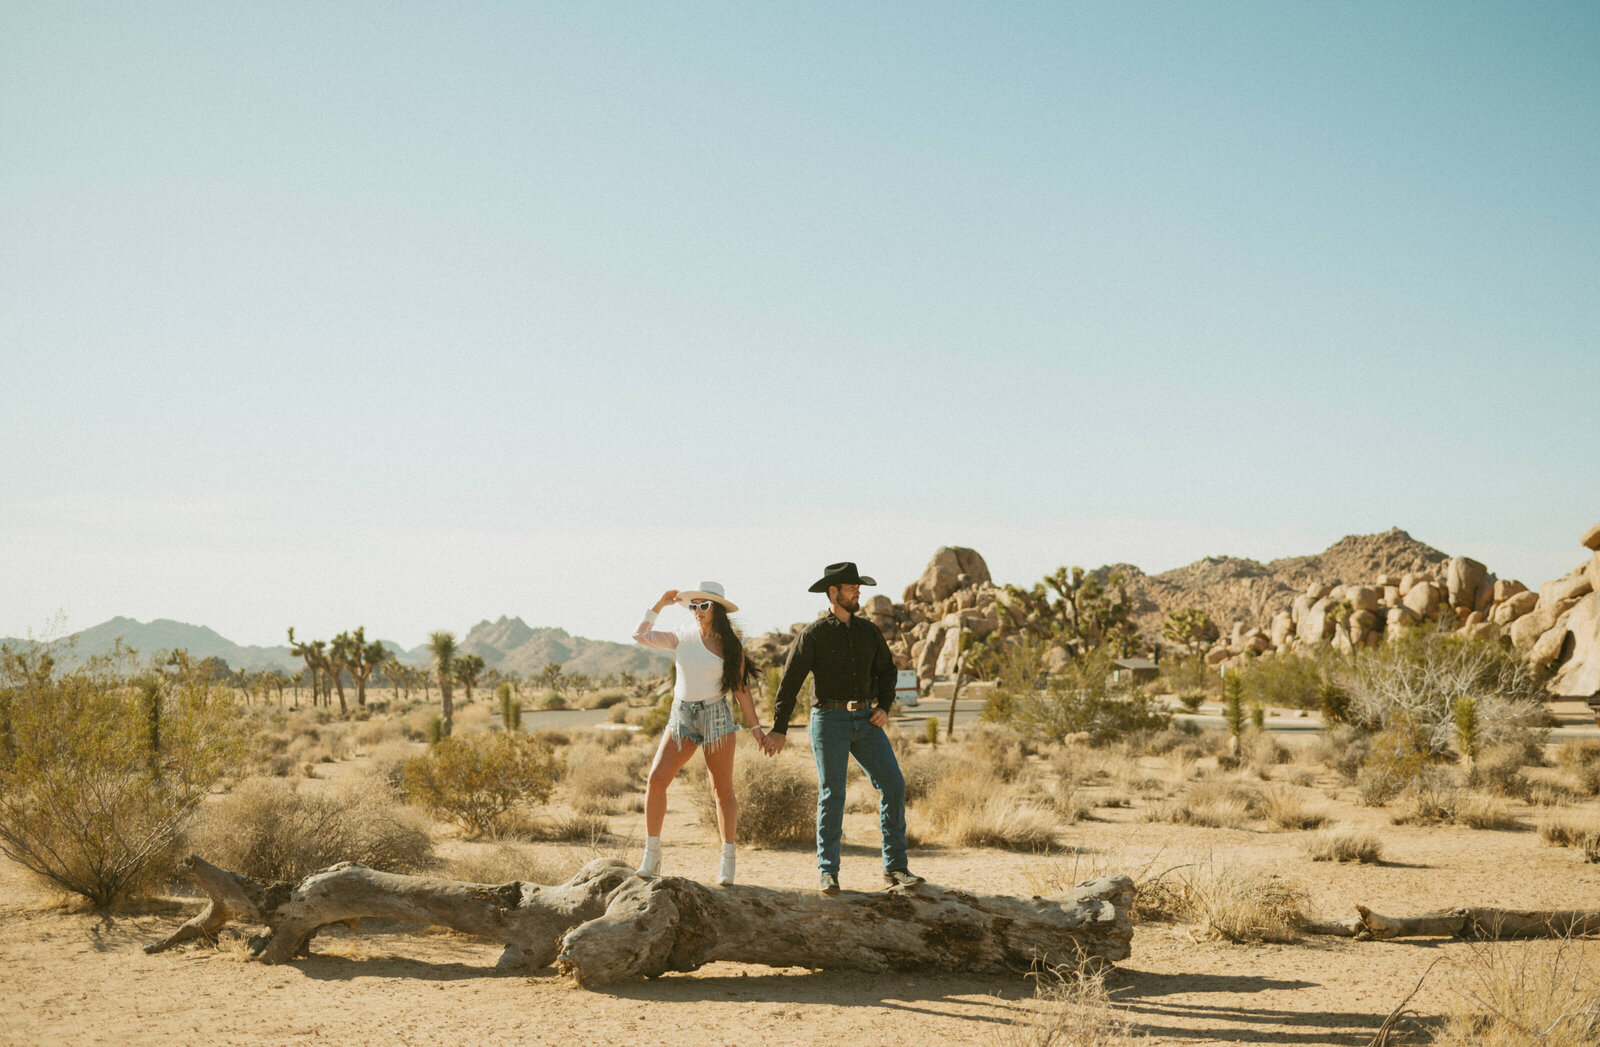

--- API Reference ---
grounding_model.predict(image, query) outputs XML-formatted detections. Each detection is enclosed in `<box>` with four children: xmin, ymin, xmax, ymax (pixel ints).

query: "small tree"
<box><xmin>1222</xmin><ymin>672</ymin><xmax>1245</xmax><ymax>753</ymax></box>
<box><xmin>454</xmin><ymin>653</ymin><xmax>486</xmax><ymax>704</ymax></box>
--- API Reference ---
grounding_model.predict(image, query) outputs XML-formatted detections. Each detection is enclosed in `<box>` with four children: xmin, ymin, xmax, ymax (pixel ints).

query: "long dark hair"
<box><xmin>709</xmin><ymin>603</ymin><xmax>760</xmax><ymax>696</ymax></box>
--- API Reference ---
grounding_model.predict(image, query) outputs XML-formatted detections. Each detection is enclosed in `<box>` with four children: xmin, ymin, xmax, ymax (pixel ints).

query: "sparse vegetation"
<box><xmin>401</xmin><ymin>733</ymin><xmax>560</xmax><ymax>837</ymax></box>
<box><xmin>692</xmin><ymin>746</ymin><xmax>816</xmax><ymax>847</ymax></box>
<box><xmin>1304</xmin><ymin>828</ymin><xmax>1383</xmax><ymax>863</ymax></box>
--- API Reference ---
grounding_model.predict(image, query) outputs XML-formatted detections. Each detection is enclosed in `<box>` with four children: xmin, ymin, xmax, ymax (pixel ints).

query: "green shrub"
<box><xmin>1355</xmin><ymin>724</ymin><xmax>1431</xmax><ymax>806</ymax></box>
<box><xmin>402</xmin><ymin>734</ymin><xmax>559</xmax><ymax>837</ymax></box>
<box><xmin>1317</xmin><ymin>680</ymin><xmax>1350</xmax><ymax>725</ymax></box>
<box><xmin>636</xmin><ymin>694</ymin><xmax>672</xmax><ymax>737</ymax></box>
<box><xmin>924</xmin><ymin>717</ymin><xmax>940</xmax><ymax>746</ymax></box>
<box><xmin>0</xmin><ymin>646</ymin><xmax>246</xmax><ymax>906</ymax></box>
<box><xmin>191</xmin><ymin>776</ymin><xmax>433</xmax><ymax>882</ymax></box>
<box><xmin>1177</xmin><ymin>693</ymin><xmax>1205</xmax><ymax>714</ymax></box>
<box><xmin>1238</xmin><ymin>653</ymin><xmax>1324</xmax><ymax>710</ymax></box>
<box><xmin>1222</xmin><ymin>673</ymin><xmax>1245</xmax><ymax>741</ymax></box>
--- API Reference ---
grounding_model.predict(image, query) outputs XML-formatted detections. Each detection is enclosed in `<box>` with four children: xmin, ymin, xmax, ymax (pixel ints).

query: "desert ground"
<box><xmin>5</xmin><ymin>695</ymin><xmax>1600</xmax><ymax>1047</ymax></box>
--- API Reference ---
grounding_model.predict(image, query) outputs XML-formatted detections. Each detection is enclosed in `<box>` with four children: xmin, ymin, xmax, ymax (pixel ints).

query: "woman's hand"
<box><xmin>652</xmin><ymin>589</ymin><xmax>680</xmax><ymax>613</ymax></box>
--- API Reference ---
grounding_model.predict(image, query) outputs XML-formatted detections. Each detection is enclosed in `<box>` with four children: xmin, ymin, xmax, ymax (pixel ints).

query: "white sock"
<box><xmin>638</xmin><ymin>836</ymin><xmax>661</xmax><ymax>877</ymax></box>
<box><xmin>717</xmin><ymin>842</ymin><xmax>736</xmax><ymax>886</ymax></box>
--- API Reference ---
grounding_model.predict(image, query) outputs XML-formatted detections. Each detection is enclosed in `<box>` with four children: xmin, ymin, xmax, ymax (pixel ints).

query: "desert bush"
<box><xmin>191</xmin><ymin>776</ymin><xmax>434</xmax><ymax>881</ymax></box>
<box><xmin>1314</xmin><ymin>723</ymin><xmax>1373</xmax><ymax>782</ymax></box>
<box><xmin>996</xmin><ymin>961</ymin><xmax>1138</xmax><ymax>1047</ymax></box>
<box><xmin>692</xmin><ymin>746</ymin><xmax>816</xmax><ymax>846</ymax></box>
<box><xmin>1528</xmin><ymin>781</ymin><xmax>1581</xmax><ymax>807</ymax></box>
<box><xmin>538</xmin><ymin>690</ymin><xmax>566</xmax><ymax>711</ymax></box>
<box><xmin>1144</xmin><ymin>780</ymin><xmax>1260</xmax><ymax>830</ymax></box>
<box><xmin>634</xmin><ymin>695</ymin><xmax>672</xmax><ymax>737</ymax></box>
<box><xmin>1555</xmin><ymin>739</ymin><xmax>1600</xmax><ymax>771</ymax></box>
<box><xmin>1465</xmin><ymin>743</ymin><xmax>1536</xmax><ymax>799</ymax></box>
<box><xmin>1304</xmin><ymin>828</ymin><xmax>1383</xmax><ymax>863</ymax></box>
<box><xmin>1176</xmin><ymin>692</ymin><xmax>1206</xmax><ymax>714</ymax></box>
<box><xmin>992</xmin><ymin>648</ymin><xmax>1170</xmax><ymax>745</ymax></box>
<box><xmin>584</xmin><ymin>687</ymin><xmax>629</xmax><ymax>710</ymax></box>
<box><xmin>368</xmin><ymin>740</ymin><xmax>420</xmax><ymax>790</ymax></box>
<box><xmin>1180</xmin><ymin>860</ymin><xmax>1306</xmax><ymax>942</ymax></box>
<box><xmin>401</xmin><ymin>734</ymin><xmax>560</xmax><ymax>837</ymax></box>
<box><xmin>541</xmin><ymin>811</ymin><xmax>610</xmax><ymax>844</ymax></box>
<box><xmin>1237</xmin><ymin>652</ymin><xmax>1325</xmax><ymax>710</ymax></box>
<box><xmin>1433</xmin><ymin>939</ymin><xmax>1600</xmax><ymax>1047</ymax></box>
<box><xmin>527</xmin><ymin>728</ymin><xmax>571</xmax><ymax>748</ymax></box>
<box><xmin>565</xmin><ymin>744</ymin><xmax>644</xmax><ymax>814</ymax></box>
<box><xmin>1538</xmin><ymin>811</ymin><xmax>1600</xmax><ymax>849</ymax></box>
<box><xmin>1338</xmin><ymin>632</ymin><xmax>1547</xmax><ymax>757</ymax></box>
<box><xmin>1451</xmin><ymin>792</ymin><xmax>1521</xmax><ymax>831</ymax></box>
<box><xmin>440</xmin><ymin>841</ymin><xmax>570</xmax><ymax>886</ymax></box>
<box><xmin>1138</xmin><ymin>723</ymin><xmax>1201</xmax><ymax>757</ymax></box>
<box><xmin>1243</xmin><ymin>730</ymin><xmax>1290</xmax><ymax>774</ymax></box>
<box><xmin>0</xmin><ymin>646</ymin><xmax>247</xmax><ymax>906</ymax></box>
<box><xmin>900</xmin><ymin>748</ymin><xmax>958</xmax><ymax>805</ymax></box>
<box><xmin>1354</xmin><ymin>725</ymin><xmax>1431</xmax><ymax>806</ymax></box>
<box><xmin>1261</xmin><ymin>786</ymin><xmax>1328</xmax><ymax>830</ymax></box>
<box><xmin>963</xmin><ymin>725</ymin><xmax>1026</xmax><ymax>782</ymax></box>
<box><xmin>353</xmin><ymin>718</ymin><xmax>405</xmax><ymax>750</ymax></box>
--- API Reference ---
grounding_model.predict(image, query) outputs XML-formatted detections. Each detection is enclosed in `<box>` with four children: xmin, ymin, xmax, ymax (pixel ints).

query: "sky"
<box><xmin>2</xmin><ymin>1</ymin><xmax>1597</xmax><ymax>650</ymax></box>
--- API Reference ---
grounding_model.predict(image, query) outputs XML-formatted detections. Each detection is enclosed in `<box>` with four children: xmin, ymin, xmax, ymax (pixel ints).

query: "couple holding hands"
<box><xmin>631</xmin><ymin>562</ymin><xmax>922</xmax><ymax>895</ymax></box>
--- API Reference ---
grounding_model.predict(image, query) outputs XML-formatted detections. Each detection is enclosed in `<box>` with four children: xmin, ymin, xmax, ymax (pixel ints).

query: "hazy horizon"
<box><xmin>4</xmin><ymin>3</ymin><xmax>1596</xmax><ymax>650</ymax></box>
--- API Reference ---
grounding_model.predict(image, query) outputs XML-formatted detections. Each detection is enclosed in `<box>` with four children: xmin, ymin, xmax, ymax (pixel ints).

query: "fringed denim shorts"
<box><xmin>668</xmin><ymin>698</ymin><xmax>736</xmax><ymax>751</ymax></box>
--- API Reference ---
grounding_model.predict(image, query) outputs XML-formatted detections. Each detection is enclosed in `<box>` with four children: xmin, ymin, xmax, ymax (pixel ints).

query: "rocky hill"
<box><xmin>747</xmin><ymin>526</ymin><xmax>1600</xmax><ymax>698</ymax></box>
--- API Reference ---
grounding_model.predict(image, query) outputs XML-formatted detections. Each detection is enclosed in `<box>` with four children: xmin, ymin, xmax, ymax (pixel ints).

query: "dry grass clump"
<box><xmin>915</xmin><ymin>753</ymin><xmax>1058</xmax><ymax>849</ymax></box>
<box><xmin>1144</xmin><ymin>779</ymin><xmax>1261</xmax><ymax>830</ymax></box>
<box><xmin>1555</xmin><ymin>739</ymin><xmax>1600</xmax><ymax>771</ymax></box>
<box><xmin>1181</xmin><ymin>860</ymin><xmax>1307</xmax><ymax>942</ymax></box>
<box><xmin>1024</xmin><ymin>849</ymin><xmax>1189</xmax><ymax>924</ymax></box>
<box><xmin>962</xmin><ymin>725</ymin><xmax>1028</xmax><ymax>782</ymax></box>
<box><xmin>452</xmin><ymin>703</ymin><xmax>494</xmax><ymax>736</ymax></box>
<box><xmin>995</xmin><ymin>962</ymin><xmax>1138</xmax><ymax>1047</ymax></box>
<box><xmin>1538</xmin><ymin>811</ymin><xmax>1600</xmax><ymax>854</ymax></box>
<box><xmin>1528</xmin><ymin>780</ymin><xmax>1583</xmax><ymax>807</ymax></box>
<box><xmin>564</xmin><ymin>742</ymin><xmax>647</xmax><ymax>814</ymax></box>
<box><xmin>1303</xmin><ymin>828</ymin><xmax>1384</xmax><ymax>863</ymax></box>
<box><xmin>352</xmin><ymin>717</ymin><xmax>406</xmax><ymax>750</ymax></box>
<box><xmin>539</xmin><ymin>811</ymin><xmax>611</xmax><ymax>844</ymax></box>
<box><xmin>1432</xmin><ymin>939</ymin><xmax>1600</xmax><ymax>1047</ymax></box>
<box><xmin>1261</xmin><ymin>786</ymin><xmax>1330</xmax><ymax>831</ymax></box>
<box><xmin>1465</xmin><ymin>744</ymin><xmax>1538</xmax><ymax>799</ymax></box>
<box><xmin>1137</xmin><ymin>724</ymin><xmax>1203</xmax><ymax>757</ymax></box>
<box><xmin>1451</xmin><ymin>792</ymin><xmax>1521</xmax><ymax>831</ymax></box>
<box><xmin>285</xmin><ymin>720</ymin><xmax>350</xmax><ymax>766</ymax></box>
<box><xmin>191</xmin><ymin>776</ymin><xmax>434</xmax><ymax>882</ymax></box>
<box><xmin>439</xmin><ymin>841</ymin><xmax>572</xmax><ymax>886</ymax></box>
<box><xmin>691</xmin><ymin>746</ymin><xmax>816</xmax><ymax>847</ymax></box>
<box><xmin>1388</xmin><ymin>773</ymin><xmax>1523</xmax><ymax>831</ymax></box>
<box><xmin>1243</xmin><ymin>730</ymin><xmax>1291</xmax><ymax>776</ymax></box>
<box><xmin>367</xmin><ymin>740</ymin><xmax>421</xmax><ymax>790</ymax></box>
<box><xmin>1314</xmin><ymin>724</ymin><xmax>1373</xmax><ymax>782</ymax></box>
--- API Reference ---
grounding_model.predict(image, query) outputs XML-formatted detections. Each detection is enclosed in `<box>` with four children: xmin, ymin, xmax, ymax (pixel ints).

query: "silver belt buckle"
<box><xmin>848</xmin><ymin>700</ymin><xmax>867</xmax><ymax>711</ymax></box>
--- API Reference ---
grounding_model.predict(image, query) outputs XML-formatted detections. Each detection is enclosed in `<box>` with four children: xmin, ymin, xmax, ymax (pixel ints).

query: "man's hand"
<box><xmin>869</xmin><ymin>708</ymin><xmax>889</xmax><ymax>728</ymax></box>
<box><xmin>764</xmin><ymin>732</ymin><xmax>787</xmax><ymax>756</ymax></box>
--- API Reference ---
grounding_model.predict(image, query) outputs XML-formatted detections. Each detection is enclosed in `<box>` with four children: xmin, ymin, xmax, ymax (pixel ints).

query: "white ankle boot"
<box><xmin>637</xmin><ymin>837</ymin><xmax>661</xmax><ymax>877</ymax></box>
<box><xmin>717</xmin><ymin>842</ymin><xmax>736</xmax><ymax>886</ymax></box>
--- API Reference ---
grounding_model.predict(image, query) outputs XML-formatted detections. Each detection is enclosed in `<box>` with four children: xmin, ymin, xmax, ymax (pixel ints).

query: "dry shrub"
<box><xmin>564</xmin><ymin>743</ymin><xmax>644</xmax><ymax>812</ymax></box>
<box><xmin>1555</xmin><ymin>740</ymin><xmax>1600</xmax><ymax>772</ymax></box>
<box><xmin>963</xmin><ymin>725</ymin><xmax>1027</xmax><ymax>782</ymax></box>
<box><xmin>1304</xmin><ymin>828</ymin><xmax>1383</xmax><ymax>863</ymax></box>
<box><xmin>1466</xmin><ymin>743</ymin><xmax>1537</xmax><ymax>799</ymax></box>
<box><xmin>453</xmin><ymin>704</ymin><xmax>493</xmax><ymax>736</ymax></box>
<box><xmin>1144</xmin><ymin>779</ymin><xmax>1261</xmax><ymax>830</ymax></box>
<box><xmin>1452</xmin><ymin>793</ymin><xmax>1521</xmax><ymax>831</ymax></box>
<box><xmin>1538</xmin><ymin>811</ymin><xmax>1600</xmax><ymax>850</ymax></box>
<box><xmin>1528</xmin><ymin>780</ymin><xmax>1582</xmax><ymax>807</ymax></box>
<box><xmin>286</xmin><ymin>724</ymin><xmax>349</xmax><ymax>765</ymax></box>
<box><xmin>367</xmin><ymin>740</ymin><xmax>420</xmax><ymax>790</ymax></box>
<box><xmin>191</xmin><ymin>776</ymin><xmax>434</xmax><ymax>882</ymax></box>
<box><xmin>899</xmin><ymin>748</ymin><xmax>955</xmax><ymax>805</ymax></box>
<box><xmin>1261</xmin><ymin>786</ymin><xmax>1329</xmax><ymax>831</ymax></box>
<box><xmin>996</xmin><ymin>962</ymin><xmax>1137</xmax><ymax>1047</ymax></box>
<box><xmin>1433</xmin><ymin>939</ymin><xmax>1600</xmax><ymax>1047</ymax></box>
<box><xmin>936</xmin><ymin>794</ymin><xmax>1059</xmax><ymax>850</ymax></box>
<box><xmin>691</xmin><ymin>746</ymin><xmax>815</xmax><ymax>847</ymax></box>
<box><xmin>583</xmin><ymin>688</ymin><xmax>629</xmax><ymax>710</ymax></box>
<box><xmin>353</xmin><ymin>718</ymin><xmax>405</xmax><ymax>750</ymax></box>
<box><xmin>1138</xmin><ymin>724</ymin><xmax>1202</xmax><ymax>757</ymax></box>
<box><xmin>1243</xmin><ymin>730</ymin><xmax>1291</xmax><ymax>774</ymax></box>
<box><xmin>439</xmin><ymin>841</ymin><xmax>571</xmax><ymax>886</ymax></box>
<box><xmin>401</xmin><ymin>734</ymin><xmax>560</xmax><ymax>838</ymax></box>
<box><xmin>1181</xmin><ymin>860</ymin><xmax>1306</xmax><ymax>942</ymax></box>
<box><xmin>540</xmin><ymin>812</ymin><xmax>610</xmax><ymax>844</ymax></box>
<box><xmin>527</xmin><ymin>728</ymin><xmax>571</xmax><ymax>748</ymax></box>
<box><xmin>1049</xmin><ymin>743</ymin><xmax>1109</xmax><ymax>789</ymax></box>
<box><xmin>1289</xmin><ymin>768</ymin><xmax>1317</xmax><ymax>787</ymax></box>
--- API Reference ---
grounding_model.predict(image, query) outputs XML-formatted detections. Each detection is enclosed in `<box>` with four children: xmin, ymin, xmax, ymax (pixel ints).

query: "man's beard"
<box><xmin>837</xmin><ymin>593</ymin><xmax>860</xmax><ymax>613</ymax></box>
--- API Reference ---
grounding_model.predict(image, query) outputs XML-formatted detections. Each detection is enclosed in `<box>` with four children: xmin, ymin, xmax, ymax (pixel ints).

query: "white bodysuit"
<box><xmin>634</xmin><ymin>610</ymin><xmax>725</xmax><ymax>703</ymax></box>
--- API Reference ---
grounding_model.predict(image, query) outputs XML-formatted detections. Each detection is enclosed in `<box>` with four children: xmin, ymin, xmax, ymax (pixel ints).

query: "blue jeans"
<box><xmin>809</xmin><ymin>707</ymin><xmax>909</xmax><ymax>877</ymax></box>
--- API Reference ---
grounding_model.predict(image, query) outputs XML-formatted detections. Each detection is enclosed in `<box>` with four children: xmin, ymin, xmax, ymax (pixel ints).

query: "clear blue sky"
<box><xmin>3</xmin><ymin>1</ymin><xmax>1596</xmax><ymax>649</ymax></box>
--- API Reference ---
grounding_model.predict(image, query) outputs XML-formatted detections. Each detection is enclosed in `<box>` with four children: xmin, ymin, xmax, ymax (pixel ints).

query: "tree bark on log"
<box><xmin>1304</xmin><ymin>905</ymin><xmax>1600</xmax><ymax>940</ymax></box>
<box><xmin>147</xmin><ymin>855</ymin><xmax>1133</xmax><ymax>985</ymax></box>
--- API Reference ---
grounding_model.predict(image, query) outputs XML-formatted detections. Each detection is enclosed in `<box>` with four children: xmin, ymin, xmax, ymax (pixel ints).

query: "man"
<box><xmin>767</xmin><ymin>562</ymin><xmax>924</xmax><ymax>895</ymax></box>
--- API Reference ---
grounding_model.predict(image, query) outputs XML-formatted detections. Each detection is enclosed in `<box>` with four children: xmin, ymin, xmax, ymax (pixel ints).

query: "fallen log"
<box><xmin>1304</xmin><ymin>905</ymin><xmax>1600</xmax><ymax>940</ymax></box>
<box><xmin>147</xmin><ymin>855</ymin><xmax>1133</xmax><ymax>985</ymax></box>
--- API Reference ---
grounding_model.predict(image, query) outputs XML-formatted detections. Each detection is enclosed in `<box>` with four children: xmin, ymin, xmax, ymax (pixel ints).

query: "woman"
<box><xmin>632</xmin><ymin>581</ymin><xmax>765</xmax><ymax>885</ymax></box>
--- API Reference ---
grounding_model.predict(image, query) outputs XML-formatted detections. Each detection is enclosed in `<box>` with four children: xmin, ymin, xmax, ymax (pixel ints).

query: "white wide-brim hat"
<box><xmin>677</xmin><ymin>581</ymin><xmax>738</xmax><ymax>613</ymax></box>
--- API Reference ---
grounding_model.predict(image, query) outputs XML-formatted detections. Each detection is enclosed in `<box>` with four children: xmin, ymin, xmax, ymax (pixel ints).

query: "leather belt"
<box><xmin>815</xmin><ymin>700</ymin><xmax>873</xmax><ymax>711</ymax></box>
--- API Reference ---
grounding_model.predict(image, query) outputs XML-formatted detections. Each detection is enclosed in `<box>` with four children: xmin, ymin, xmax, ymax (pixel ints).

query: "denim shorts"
<box><xmin>668</xmin><ymin>698</ymin><xmax>736</xmax><ymax>750</ymax></box>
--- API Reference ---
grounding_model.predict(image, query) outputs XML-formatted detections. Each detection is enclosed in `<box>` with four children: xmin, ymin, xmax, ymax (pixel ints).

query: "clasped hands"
<box><xmin>752</xmin><ymin>708</ymin><xmax>887</xmax><ymax>756</ymax></box>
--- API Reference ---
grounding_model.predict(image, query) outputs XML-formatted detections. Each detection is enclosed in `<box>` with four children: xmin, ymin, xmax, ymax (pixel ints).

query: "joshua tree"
<box><xmin>287</xmin><ymin>628</ymin><xmax>325</xmax><ymax>707</ymax></box>
<box><xmin>429</xmin><ymin>631</ymin><xmax>457</xmax><ymax>738</ymax></box>
<box><xmin>334</xmin><ymin>627</ymin><xmax>388</xmax><ymax>708</ymax></box>
<box><xmin>382</xmin><ymin>655</ymin><xmax>410</xmax><ymax>702</ymax></box>
<box><xmin>324</xmin><ymin>635</ymin><xmax>351</xmax><ymax>716</ymax></box>
<box><xmin>453</xmin><ymin>653</ymin><xmax>485</xmax><ymax>705</ymax></box>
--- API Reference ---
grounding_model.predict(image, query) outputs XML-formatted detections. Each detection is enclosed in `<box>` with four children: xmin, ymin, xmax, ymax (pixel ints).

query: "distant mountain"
<box><xmin>0</xmin><ymin>615</ymin><xmax>670</xmax><ymax>679</ymax></box>
<box><xmin>461</xmin><ymin>616</ymin><xmax>670</xmax><ymax>677</ymax></box>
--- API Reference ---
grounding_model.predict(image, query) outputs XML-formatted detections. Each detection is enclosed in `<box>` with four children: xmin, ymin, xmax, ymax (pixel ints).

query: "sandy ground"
<box><xmin>6</xmin><ymin>720</ymin><xmax>1600</xmax><ymax>1046</ymax></box>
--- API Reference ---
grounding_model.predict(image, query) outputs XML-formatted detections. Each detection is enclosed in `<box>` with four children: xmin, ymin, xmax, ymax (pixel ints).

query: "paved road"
<box><xmin>523</xmin><ymin>696</ymin><xmax>1600</xmax><ymax>744</ymax></box>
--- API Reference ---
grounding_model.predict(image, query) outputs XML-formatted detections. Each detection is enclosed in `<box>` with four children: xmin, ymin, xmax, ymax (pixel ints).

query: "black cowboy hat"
<box><xmin>808</xmin><ymin>562</ymin><xmax>877</xmax><ymax>593</ymax></box>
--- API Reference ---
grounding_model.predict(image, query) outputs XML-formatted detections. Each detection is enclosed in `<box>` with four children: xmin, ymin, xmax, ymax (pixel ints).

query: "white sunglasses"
<box><xmin>687</xmin><ymin>599</ymin><xmax>715</xmax><ymax>611</ymax></box>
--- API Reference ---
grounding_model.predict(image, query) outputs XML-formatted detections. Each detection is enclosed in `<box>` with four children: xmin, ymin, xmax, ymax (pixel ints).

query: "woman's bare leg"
<box><xmin>702</xmin><ymin>734</ymin><xmax>739</xmax><ymax>844</ymax></box>
<box><xmin>644</xmin><ymin>729</ymin><xmax>698</xmax><ymax>837</ymax></box>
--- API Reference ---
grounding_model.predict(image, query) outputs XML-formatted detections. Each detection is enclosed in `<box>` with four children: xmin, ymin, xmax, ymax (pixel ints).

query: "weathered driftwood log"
<box><xmin>1304</xmin><ymin>905</ymin><xmax>1600</xmax><ymax>940</ymax></box>
<box><xmin>555</xmin><ymin>871</ymin><xmax>1133</xmax><ymax>986</ymax></box>
<box><xmin>145</xmin><ymin>854</ymin><xmax>631</xmax><ymax>967</ymax></box>
<box><xmin>148</xmin><ymin>855</ymin><xmax>1133</xmax><ymax>985</ymax></box>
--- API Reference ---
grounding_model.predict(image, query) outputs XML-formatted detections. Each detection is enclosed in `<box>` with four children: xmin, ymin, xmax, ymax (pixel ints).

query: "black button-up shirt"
<box><xmin>771</xmin><ymin>611</ymin><xmax>896</xmax><ymax>734</ymax></box>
